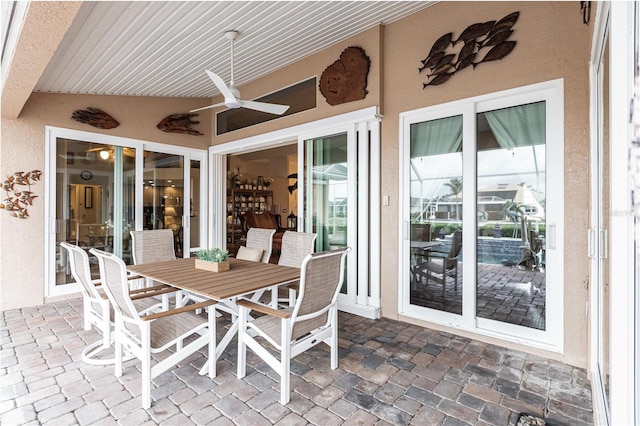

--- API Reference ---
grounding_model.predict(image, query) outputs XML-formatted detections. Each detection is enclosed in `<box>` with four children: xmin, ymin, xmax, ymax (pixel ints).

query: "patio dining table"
<box><xmin>127</xmin><ymin>257</ymin><xmax>300</xmax><ymax>374</ymax></box>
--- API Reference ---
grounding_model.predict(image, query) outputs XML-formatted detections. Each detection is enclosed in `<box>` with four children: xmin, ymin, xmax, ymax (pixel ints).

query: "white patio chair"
<box><xmin>240</xmin><ymin>227</ymin><xmax>275</xmax><ymax>264</ymax></box>
<box><xmin>237</xmin><ymin>247</ymin><xmax>350</xmax><ymax>404</ymax></box>
<box><xmin>91</xmin><ymin>248</ymin><xmax>217</xmax><ymax>409</ymax></box>
<box><xmin>278</xmin><ymin>231</ymin><xmax>317</xmax><ymax>306</ymax></box>
<box><xmin>130</xmin><ymin>229</ymin><xmax>183</xmax><ymax>308</ymax></box>
<box><xmin>60</xmin><ymin>242</ymin><xmax>174</xmax><ymax>365</ymax></box>
<box><xmin>237</xmin><ymin>228</ymin><xmax>276</xmax><ymax>303</ymax></box>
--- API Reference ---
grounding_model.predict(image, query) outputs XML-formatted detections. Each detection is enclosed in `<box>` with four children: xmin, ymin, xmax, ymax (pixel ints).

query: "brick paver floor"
<box><xmin>1</xmin><ymin>298</ymin><xmax>593</xmax><ymax>425</ymax></box>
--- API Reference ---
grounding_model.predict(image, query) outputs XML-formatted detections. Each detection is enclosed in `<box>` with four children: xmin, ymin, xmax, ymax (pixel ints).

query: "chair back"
<box><xmin>291</xmin><ymin>247</ymin><xmax>350</xmax><ymax>339</ymax></box>
<box><xmin>245</xmin><ymin>228</ymin><xmax>276</xmax><ymax>263</ymax></box>
<box><xmin>60</xmin><ymin>242</ymin><xmax>102</xmax><ymax>300</ymax></box>
<box><xmin>445</xmin><ymin>230</ymin><xmax>462</xmax><ymax>269</ymax></box>
<box><xmin>130</xmin><ymin>229</ymin><xmax>176</xmax><ymax>264</ymax></box>
<box><xmin>90</xmin><ymin>248</ymin><xmax>141</xmax><ymax>328</ymax></box>
<box><xmin>278</xmin><ymin>231</ymin><xmax>317</xmax><ymax>268</ymax></box>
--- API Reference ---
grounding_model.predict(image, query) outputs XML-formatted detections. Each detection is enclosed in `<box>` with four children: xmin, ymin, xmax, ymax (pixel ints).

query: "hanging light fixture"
<box><xmin>99</xmin><ymin>150</ymin><xmax>110</xmax><ymax>160</ymax></box>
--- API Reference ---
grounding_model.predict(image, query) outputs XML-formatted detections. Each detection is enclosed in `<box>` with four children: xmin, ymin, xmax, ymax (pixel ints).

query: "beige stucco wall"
<box><xmin>211</xmin><ymin>25</ymin><xmax>382</xmax><ymax>145</ymax></box>
<box><xmin>379</xmin><ymin>2</ymin><xmax>590</xmax><ymax>368</ymax></box>
<box><xmin>1</xmin><ymin>2</ymin><xmax>591</xmax><ymax>368</ymax></box>
<box><xmin>0</xmin><ymin>93</ymin><xmax>211</xmax><ymax>310</ymax></box>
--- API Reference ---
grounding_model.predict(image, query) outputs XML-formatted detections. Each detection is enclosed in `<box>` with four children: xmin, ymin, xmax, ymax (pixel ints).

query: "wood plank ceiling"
<box><xmin>35</xmin><ymin>1</ymin><xmax>435</xmax><ymax>99</ymax></box>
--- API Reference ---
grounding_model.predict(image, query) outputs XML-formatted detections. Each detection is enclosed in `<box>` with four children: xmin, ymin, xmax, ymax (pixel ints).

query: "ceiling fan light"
<box><xmin>99</xmin><ymin>150</ymin><xmax>110</xmax><ymax>160</ymax></box>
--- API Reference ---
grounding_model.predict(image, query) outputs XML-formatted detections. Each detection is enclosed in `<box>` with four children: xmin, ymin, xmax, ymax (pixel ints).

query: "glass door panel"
<box><xmin>303</xmin><ymin>133</ymin><xmax>350</xmax><ymax>293</ymax></box>
<box><xmin>143</xmin><ymin>152</ymin><xmax>185</xmax><ymax>257</ymax></box>
<box><xmin>55</xmin><ymin>139</ymin><xmax>135</xmax><ymax>283</ymax></box>
<box><xmin>189</xmin><ymin>159</ymin><xmax>202</xmax><ymax>255</ymax></box>
<box><xmin>408</xmin><ymin>115</ymin><xmax>463</xmax><ymax>314</ymax></box>
<box><xmin>476</xmin><ymin>102</ymin><xmax>546</xmax><ymax>330</ymax></box>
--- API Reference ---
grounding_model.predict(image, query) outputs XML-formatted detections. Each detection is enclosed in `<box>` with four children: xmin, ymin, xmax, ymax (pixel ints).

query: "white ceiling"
<box><xmin>35</xmin><ymin>1</ymin><xmax>435</xmax><ymax>99</ymax></box>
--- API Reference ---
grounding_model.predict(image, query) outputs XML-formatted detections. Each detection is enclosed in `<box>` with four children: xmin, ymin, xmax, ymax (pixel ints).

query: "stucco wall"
<box><xmin>1</xmin><ymin>2</ymin><xmax>591</xmax><ymax>368</ymax></box>
<box><xmin>380</xmin><ymin>2</ymin><xmax>590</xmax><ymax>367</ymax></box>
<box><xmin>0</xmin><ymin>93</ymin><xmax>211</xmax><ymax>310</ymax></box>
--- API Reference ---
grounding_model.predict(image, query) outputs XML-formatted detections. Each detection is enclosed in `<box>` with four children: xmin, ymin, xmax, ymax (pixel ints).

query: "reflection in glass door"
<box><xmin>408</xmin><ymin>115</ymin><xmax>463</xmax><ymax>314</ymax></box>
<box><xmin>401</xmin><ymin>80</ymin><xmax>563</xmax><ymax>349</ymax></box>
<box><xmin>302</xmin><ymin>132</ymin><xmax>353</xmax><ymax>298</ymax></box>
<box><xmin>476</xmin><ymin>102</ymin><xmax>547</xmax><ymax>330</ymax></box>
<box><xmin>55</xmin><ymin>140</ymin><xmax>135</xmax><ymax>282</ymax></box>
<box><xmin>143</xmin><ymin>152</ymin><xmax>185</xmax><ymax>257</ymax></box>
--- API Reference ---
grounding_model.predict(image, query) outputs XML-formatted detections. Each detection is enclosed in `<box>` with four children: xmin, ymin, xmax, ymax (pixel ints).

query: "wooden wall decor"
<box><xmin>319</xmin><ymin>46</ymin><xmax>370</xmax><ymax>106</ymax></box>
<box><xmin>156</xmin><ymin>113</ymin><xmax>203</xmax><ymax>136</ymax></box>
<box><xmin>420</xmin><ymin>11</ymin><xmax>519</xmax><ymax>89</ymax></box>
<box><xmin>1</xmin><ymin>170</ymin><xmax>42</xmax><ymax>219</ymax></box>
<box><xmin>71</xmin><ymin>107</ymin><xmax>119</xmax><ymax>129</ymax></box>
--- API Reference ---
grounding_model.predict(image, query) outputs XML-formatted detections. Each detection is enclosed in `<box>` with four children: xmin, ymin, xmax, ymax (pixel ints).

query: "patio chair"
<box><xmin>130</xmin><ymin>229</ymin><xmax>181</xmax><ymax>307</ymax></box>
<box><xmin>278</xmin><ymin>230</ymin><xmax>317</xmax><ymax>306</ymax></box>
<box><xmin>237</xmin><ymin>247</ymin><xmax>351</xmax><ymax>404</ymax></box>
<box><xmin>414</xmin><ymin>230</ymin><xmax>462</xmax><ymax>295</ymax></box>
<box><xmin>90</xmin><ymin>248</ymin><xmax>217</xmax><ymax>409</ymax></box>
<box><xmin>238</xmin><ymin>227</ymin><xmax>275</xmax><ymax>263</ymax></box>
<box><xmin>60</xmin><ymin>242</ymin><xmax>174</xmax><ymax>365</ymax></box>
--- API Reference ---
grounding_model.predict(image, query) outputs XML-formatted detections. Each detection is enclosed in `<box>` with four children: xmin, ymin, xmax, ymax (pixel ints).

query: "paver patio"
<box><xmin>1</xmin><ymin>298</ymin><xmax>592</xmax><ymax>425</ymax></box>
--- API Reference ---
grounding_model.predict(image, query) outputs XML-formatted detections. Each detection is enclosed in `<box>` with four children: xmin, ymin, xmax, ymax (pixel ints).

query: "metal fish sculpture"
<box><xmin>1</xmin><ymin>169</ymin><xmax>42</xmax><ymax>219</ymax></box>
<box><xmin>16</xmin><ymin>191</ymin><xmax>37</xmax><ymax>205</ymax></box>
<box><xmin>473</xmin><ymin>41</ymin><xmax>517</xmax><ymax>68</ymax></box>
<box><xmin>458</xmin><ymin>41</ymin><xmax>476</xmax><ymax>63</ymax></box>
<box><xmin>157</xmin><ymin>113</ymin><xmax>203</xmax><ymax>136</ymax></box>
<box><xmin>419</xmin><ymin>51</ymin><xmax>444</xmax><ymax>73</ymax></box>
<box><xmin>488</xmin><ymin>11</ymin><xmax>519</xmax><ymax>38</ymax></box>
<box><xmin>420</xmin><ymin>11</ymin><xmax>518</xmax><ymax>89</ymax></box>
<box><xmin>453</xmin><ymin>21</ymin><xmax>495</xmax><ymax>45</ymax></box>
<box><xmin>457</xmin><ymin>53</ymin><xmax>477</xmax><ymax>72</ymax></box>
<box><xmin>71</xmin><ymin>107</ymin><xmax>119</xmax><ymax>129</ymax></box>
<box><xmin>425</xmin><ymin>33</ymin><xmax>453</xmax><ymax>59</ymax></box>
<box><xmin>481</xmin><ymin>29</ymin><xmax>514</xmax><ymax>48</ymax></box>
<box><xmin>423</xmin><ymin>72</ymin><xmax>454</xmax><ymax>89</ymax></box>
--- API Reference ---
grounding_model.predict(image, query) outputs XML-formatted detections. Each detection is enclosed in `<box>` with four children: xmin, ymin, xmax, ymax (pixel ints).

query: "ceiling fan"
<box><xmin>191</xmin><ymin>31</ymin><xmax>290</xmax><ymax>115</ymax></box>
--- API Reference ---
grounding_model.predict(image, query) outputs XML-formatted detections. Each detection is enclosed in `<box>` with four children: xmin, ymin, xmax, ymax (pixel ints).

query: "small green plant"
<box><xmin>197</xmin><ymin>248</ymin><xmax>229</xmax><ymax>262</ymax></box>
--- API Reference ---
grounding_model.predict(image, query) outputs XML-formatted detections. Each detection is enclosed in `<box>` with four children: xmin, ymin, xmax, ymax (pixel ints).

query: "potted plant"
<box><xmin>195</xmin><ymin>248</ymin><xmax>230</xmax><ymax>272</ymax></box>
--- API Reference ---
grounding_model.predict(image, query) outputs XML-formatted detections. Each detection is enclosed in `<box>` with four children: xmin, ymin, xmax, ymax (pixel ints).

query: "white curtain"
<box><xmin>484</xmin><ymin>101</ymin><xmax>545</xmax><ymax>148</ymax></box>
<box><xmin>410</xmin><ymin>115</ymin><xmax>463</xmax><ymax>157</ymax></box>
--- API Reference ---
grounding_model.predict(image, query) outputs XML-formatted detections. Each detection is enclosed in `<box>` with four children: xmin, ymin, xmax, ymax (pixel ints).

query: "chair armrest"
<box><xmin>129</xmin><ymin>284</ymin><xmax>177</xmax><ymax>300</ymax></box>
<box><xmin>236</xmin><ymin>299</ymin><xmax>291</xmax><ymax>319</ymax></box>
<box><xmin>141</xmin><ymin>300</ymin><xmax>217</xmax><ymax>321</ymax></box>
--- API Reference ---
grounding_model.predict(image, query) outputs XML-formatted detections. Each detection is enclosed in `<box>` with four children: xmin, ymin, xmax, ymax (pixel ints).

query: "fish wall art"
<box><xmin>157</xmin><ymin>113</ymin><xmax>203</xmax><ymax>135</ymax></box>
<box><xmin>71</xmin><ymin>107</ymin><xmax>119</xmax><ymax>129</ymax></box>
<box><xmin>1</xmin><ymin>170</ymin><xmax>42</xmax><ymax>219</ymax></box>
<box><xmin>420</xmin><ymin>11</ymin><xmax>519</xmax><ymax>89</ymax></box>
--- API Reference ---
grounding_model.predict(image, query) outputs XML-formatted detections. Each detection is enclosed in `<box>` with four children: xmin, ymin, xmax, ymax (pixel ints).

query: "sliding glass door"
<box><xmin>400</xmin><ymin>81</ymin><xmax>563</xmax><ymax>350</ymax></box>
<box><xmin>46</xmin><ymin>128</ymin><xmax>207</xmax><ymax>296</ymax></box>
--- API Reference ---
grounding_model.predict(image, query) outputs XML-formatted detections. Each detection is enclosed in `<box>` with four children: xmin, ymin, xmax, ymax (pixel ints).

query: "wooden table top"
<box><xmin>127</xmin><ymin>258</ymin><xmax>300</xmax><ymax>301</ymax></box>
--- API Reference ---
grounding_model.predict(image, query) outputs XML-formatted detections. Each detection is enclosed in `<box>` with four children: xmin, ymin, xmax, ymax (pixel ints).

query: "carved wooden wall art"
<box><xmin>1</xmin><ymin>170</ymin><xmax>42</xmax><ymax>219</ymax></box>
<box><xmin>71</xmin><ymin>107</ymin><xmax>119</xmax><ymax>129</ymax></box>
<box><xmin>156</xmin><ymin>113</ymin><xmax>203</xmax><ymax>136</ymax></box>
<box><xmin>420</xmin><ymin>11</ymin><xmax>519</xmax><ymax>89</ymax></box>
<box><xmin>319</xmin><ymin>46</ymin><xmax>370</xmax><ymax>106</ymax></box>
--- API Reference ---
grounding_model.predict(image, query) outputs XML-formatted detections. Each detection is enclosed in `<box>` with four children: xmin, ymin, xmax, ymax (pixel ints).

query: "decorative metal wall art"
<box><xmin>319</xmin><ymin>46</ymin><xmax>370</xmax><ymax>106</ymax></box>
<box><xmin>420</xmin><ymin>11</ymin><xmax>519</xmax><ymax>89</ymax></box>
<box><xmin>71</xmin><ymin>107</ymin><xmax>120</xmax><ymax>129</ymax></box>
<box><xmin>156</xmin><ymin>113</ymin><xmax>203</xmax><ymax>136</ymax></box>
<box><xmin>1</xmin><ymin>170</ymin><xmax>42</xmax><ymax>219</ymax></box>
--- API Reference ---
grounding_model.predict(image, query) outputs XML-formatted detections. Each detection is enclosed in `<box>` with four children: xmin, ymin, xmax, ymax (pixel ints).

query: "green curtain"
<box><xmin>410</xmin><ymin>115</ymin><xmax>463</xmax><ymax>157</ymax></box>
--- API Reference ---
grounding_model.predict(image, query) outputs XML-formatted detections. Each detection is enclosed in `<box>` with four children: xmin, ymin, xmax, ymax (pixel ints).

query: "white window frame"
<box><xmin>398</xmin><ymin>79</ymin><xmax>564</xmax><ymax>352</ymax></box>
<box><xmin>44</xmin><ymin>126</ymin><xmax>207</xmax><ymax>298</ymax></box>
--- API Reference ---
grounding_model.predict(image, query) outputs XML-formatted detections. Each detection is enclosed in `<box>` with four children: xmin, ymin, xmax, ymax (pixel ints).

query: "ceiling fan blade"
<box><xmin>190</xmin><ymin>102</ymin><xmax>226</xmax><ymax>113</ymax></box>
<box><xmin>239</xmin><ymin>100</ymin><xmax>290</xmax><ymax>115</ymax></box>
<box><xmin>205</xmin><ymin>70</ymin><xmax>237</xmax><ymax>102</ymax></box>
